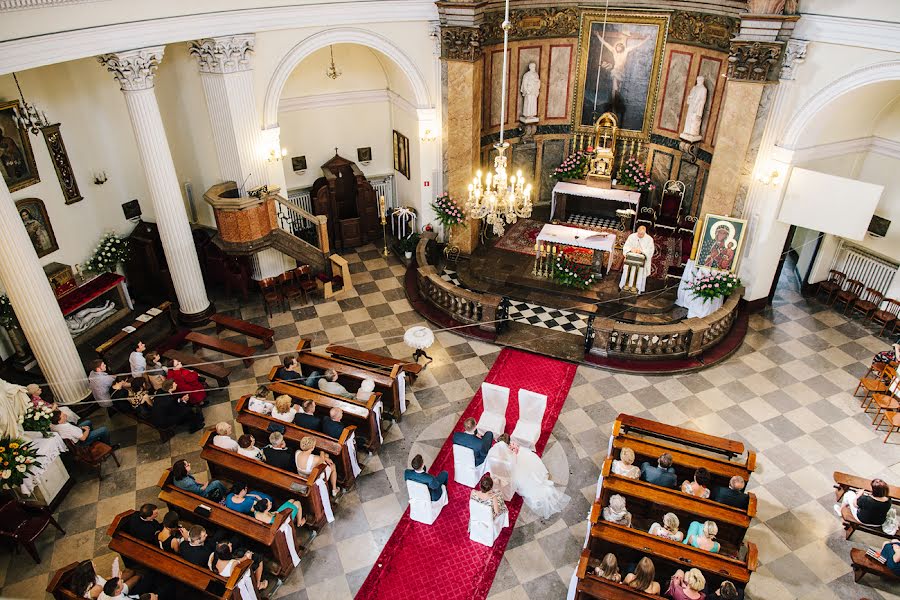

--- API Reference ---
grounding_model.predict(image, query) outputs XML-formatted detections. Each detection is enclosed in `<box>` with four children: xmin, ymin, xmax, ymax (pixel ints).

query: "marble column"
<box><xmin>190</xmin><ymin>35</ymin><xmax>288</xmax><ymax>280</ymax></box>
<box><xmin>99</xmin><ymin>47</ymin><xmax>213</xmax><ymax>323</ymax></box>
<box><xmin>0</xmin><ymin>178</ymin><xmax>88</xmax><ymax>403</ymax></box>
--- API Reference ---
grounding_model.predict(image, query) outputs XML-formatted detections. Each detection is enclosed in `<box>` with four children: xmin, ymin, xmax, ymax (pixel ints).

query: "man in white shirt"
<box><xmin>318</xmin><ymin>369</ymin><xmax>354</xmax><ymax>398</ymax></box>
<box><xmin>99</xmin><ymin>577</ymin><xmax>157</xmax><ymax>600</ymax></box>
<box><xmin>619</xmin><ymin>225</ymin><xmax>655</xmax><ymax>294</ymax></box>
<box><xmin>129</xmin><ymin>341</ymin><xmax>147</xmax><ymax>378</ymax></box>
<box><xmin>212</xmin><ymin>422</ymin><xmax>240</xmax><ymax>452</ymax></box>
<box><xmin>50</xmin><ymin>410</ymin><xmax>112</xmax><ymax>446</ymax></box>
<box><xmin>88</xmin><ymin>359</ymin><xmax>116</xmax><ymax>408</ymax></box>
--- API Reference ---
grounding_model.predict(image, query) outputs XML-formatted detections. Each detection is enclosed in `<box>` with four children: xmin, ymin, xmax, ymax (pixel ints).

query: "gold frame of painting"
<box><xmin>572</xmin><ymin>11</ymin><xmax>669</xmax><ymax>140</ymax></box>
<box><xmin>691</xmin><ymin>213</ymin><xmax>749</xmax><ymax>274</ymax></box>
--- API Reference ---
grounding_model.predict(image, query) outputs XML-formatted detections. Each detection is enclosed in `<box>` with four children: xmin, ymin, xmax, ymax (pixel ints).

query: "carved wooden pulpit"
<box><xmin>311</xmin><ymin>153</ymin><xmax>380</xmax><ymax>250</ymax></box>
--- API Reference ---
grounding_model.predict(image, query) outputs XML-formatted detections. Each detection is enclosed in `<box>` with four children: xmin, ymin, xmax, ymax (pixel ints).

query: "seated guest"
<box><xmin>594</xmin><ymin>552</ymin><xmax>621</xmax><ymax>583</ymax></box>
<box><xmin>835</xmin><ymin>478</ymin><xmax>892</xmax><ymax>526</ymax></box>
<box><xmin>611</xmin><ymin>446</ymin><xmax>641</xmax><ymax>479</ymax></box>
<box><xmin>69</xmin><ymin>558</ymin><xmax>142</xmax><ymax>600</ymax></box>
<box><xmin>649</xmin><ymin>512</ymin><xmax>683</xmax><ymax>542</ymax></box>
<box><xmin>127</xmin><ymin>377</ymin><xmax>153</xmax><ymax>419</ymax></box>
<box><xmin>144</xmin><ymin>351</ymin><xmax>167</xmax><ymax>390</ymax></box>
<box><xmin>878</xmin><ymin>539</ymin><xmax>900</xmax><ymax>576</ymax></box>
<box><xmin>641</xmin><ymin>452</ymin><xmax>677</xmax><ymax>488</ymax></box>
<box><xmin>157</xmin><ymin>510</ymin><xmax>187</xmax><ymax>553</ymax></box>
<box><xmin>470</xmin><ymin>474</ymin><xmax>507</xmax><ymax>519</ymax></box>
<box><xmin>237</xmin><ymin>434</ymin><xmax>265</xmax><ymax>461</ymax></box>
<box><xmin>623</xmin><ymin>557</ymin><xmax>660</xmax><ymax>595</ymax></box>
<box><xmin>319</xmin><ymin>369</ymin><xmax>354</xmax><ymax>398</ymax></box>
<box><xmin>263</xmin><ymin>431</ymin><xmax>295</xmax><ymax>470</ymax></box>
<box><xmin>404</xmin><ymin>453</ymin><xmax>448</xmax><ymax>501</ymax></box>
<box><xmin>711</xmin><ymin>476</ymin><xmax>750</xmax><ymax>509</ymax></box>
<box><xmin>130</xmin><ymin>340</ymin><xmax>147</xmax><ymax>378</ymax></box>
<box><xmin>248</xmin><ymin>386</ymin><xmax>273</xmax><ymax>414</ymax></box>
<box><xmin>88</xmin><ymin>359</ymin><xmax>115</xmax><ymax>409</ymax></box>
<box><xmin>667</xmin><ymin>568</ymin><xmax>706</xmax><ymax>600</ymax></box>
<box><xmin>356</xmin><ymin>378</ymin><xmax>375</xmax><ymax>401</ymax></box>
<box><xmin>225</xmin><ymin>483</ymin><xmax>273</xmax><ymax>515</ymax></box>
<box><xmin>166</xmin><ymin>358</ymin><xmax>206</xmax><ymax>406</ymax></box>
<box><xmin>681</xmin><ymin>468</ymin><xmax>711</xmax><ymax>499</ymax></box>
<box><xmin>271</xmin><ymin>394</ymin><xmax>297</xmax><ymax>423</ymax></box>
<box><xmin>51</xmin><ymin>410</ymin><xmax>112</xmax><ymax>446</ymax></box>
<box><xmin>708</xmin><ymin>581</ymin><xmax>742</xmax><ymax>600</ymax></box>
<box><xmin>293</xmin><ymin>399</ymin><xmax>322</xmax><ymax>431</ymax></box>
<box><xmin>209</xmin><ymin>541</ymin><xmax>267</xmax><ymax>592</ymax></box>
<box><xmin>295</xmin><ymin>436</ymin><xmax>339</xmax><ymax>497</ymax></box>
<box><xmin>275</xmin><ymin>355</ymin><xmax>319</xmax><ymax>387</ymax></box>
<box><xmin>212</xmin><ymin>422</ymin><xmax>240</xmax><ymax>452</ymax></box>
<box><xmin>27</xmin><ymin>383</ymin><xmax>79</xmax><ymax>423</ymax></box>
<box><xmin>99</xmin><ymin>577</ymin><xmax>156</xmax><ymax>600</ymax></box>
<box><xmin>252</xmin><ymin>496</ymin><xmax>305</xmax><ymax>527</ymax></box>
<box><xmin>601</xmin><ymin>494</ymin><xmax>632</xmax><ymax>527</ymax></box>
<box><xmin>124</xmin><ymin>503</ymin><xmax>162</xmax><ymax>544</ymax></box>
<box><xmin>109</xmin><ymin>375</ymin><xmax>131</xmax><ymax>411</ymax></box>
<box><xmin>452</xmin><ymin>417</ymin><xmax>493</xmax><ymax>466</ymax></box>
<box><xmin>172</xmin><ymin>459</ymin><xmax>226</xmax><ymax>500</ymax></box>
<box><xmin>179</xmin><ymin>525</ymin><xmax>214</xmax><ymax>567</ymax></box>
<box><xmin>152</xmin><ymin>379</ymin><xmax>204</xmax><ymax>433</ymax></box>
<box><xmin>322</xmin><ymin>407</ymin><xmax>347</xmax><ymax>439</ymax></box>
<box><xmin>683</xmin><ymin>520</ymin><xmax>720</xmax><ymax>553</ymax></box>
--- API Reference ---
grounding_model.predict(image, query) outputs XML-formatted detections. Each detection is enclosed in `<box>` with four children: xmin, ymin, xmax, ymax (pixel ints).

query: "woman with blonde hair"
<box><xmin>667</xmin><ymin>568</ymin><xmax>706</xmax><ymax>599</ymax></box>
<box><xmin>623</xmin><ymin>556</ymin><xmax>660</xmax><ymax>594</ymax></box>
<box><xmin>593</xmin><ymin>552</ymin><xmax>621</xmax><ymax>582</ymax></box>
<box><xmin>271</xmin><ymin>394</ymin><xmax>297</xmax><ymax>422</ymax></box>
<box><xmin>649</xmin><ymin>512</ymin><xmax>683</xmax><ymax>542</ymax></box>
<box><xmin>601</xmin><ymin>494</ymin><xmax>632</xmax><ymax>527</ymax></box>
<box><xmin>294</xmin><ymin>436</ymin><xmax>340</xmax><ymax>496</ymax></box>
<box><xmin>683</xmin><ymin>520</ymin><xmax>720</xmax><ymax>553</ymax></box>
<box><xmin>611</xmin><ymin>446</ymin><xmax>641</xmax><ymax>479</ymax></box>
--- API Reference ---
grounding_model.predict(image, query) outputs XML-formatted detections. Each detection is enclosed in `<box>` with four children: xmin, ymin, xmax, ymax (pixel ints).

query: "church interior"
<box><xmin>0</xmin><ymin>1</ymin><xmax>899</xmax><ymax>599</ymax></box>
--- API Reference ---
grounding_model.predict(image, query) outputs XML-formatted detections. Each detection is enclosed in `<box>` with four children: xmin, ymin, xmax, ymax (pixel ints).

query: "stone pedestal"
<box><xmin>449</xmin><ymin>221</ymin><xmax>479</xmax><ymax>256</ymax></box>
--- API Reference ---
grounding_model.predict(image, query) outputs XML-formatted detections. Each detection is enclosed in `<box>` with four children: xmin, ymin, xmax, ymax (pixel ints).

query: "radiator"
<box><xmin>286</xmin><ymin>189</ymin><xmax>313</xmax><ymax>214</ymax></box>
<box><xmin>834</xmin><ymin>242</ymin><xmax>898</xmax><ymax>296</ymax></box>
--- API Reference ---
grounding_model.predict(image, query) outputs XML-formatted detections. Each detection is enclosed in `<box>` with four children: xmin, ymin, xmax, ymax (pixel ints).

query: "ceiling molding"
<box><xmin>0</xmin><ymin>0</ymin><xmax>102</xmax><ymax>10</ymax></box>
<box><xmin>794</xmin><ymin>14</ymin><xmax>900</xmax><ymax>54</ymax></box>
<box><xmin>793</xmin><ymin>135</ymin><xmax>900</xmax><ymax>164</ymax></box>
<box><xmin>278</xmin><ymin>87</ymin><xmax>418</xmax><ymax>116</ymax></box>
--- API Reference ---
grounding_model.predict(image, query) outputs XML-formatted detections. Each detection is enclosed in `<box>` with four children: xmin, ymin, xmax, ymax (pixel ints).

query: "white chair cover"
<box><xmin>486</xmin><ymin>454</ymin><xmax>516</xmax><ymax>501</ymax></box>
<box><xmin>468</xmin><ymin>497</ymin><xmax>509</xmax><ymax>547</ymax></box>
<box><xmin>453</xmin><ymin>444</ymin><xmax>488</xmax><ymax>488</ymax></box>
<box><xmin>476</xmin><ymin>382</ymin><xmax>509</xmax><ymax>437</ymax></box>
<box><xmin>406</xmin><ymin>479</ymin><xmax>448</xmax><ymax>525</ymax></box>
<box><xmin>511</xmin><ymin>388</ymin><xmax>547</xmax><ymax>451</ymax></box>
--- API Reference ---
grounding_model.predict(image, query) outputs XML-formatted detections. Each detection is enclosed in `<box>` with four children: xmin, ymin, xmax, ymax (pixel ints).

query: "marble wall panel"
<box><xmin>677</xmin><ymin>160</ymin><xmax>700</xmax><ymax>215</ymax></box>
<box><xmin>490</xmin><ymin>50</ymin><xmax>504</xmax><ymax>127</ymax></box>
<box><xmin>698</xmin><ymin>56</ymin><xmax>724</xmax><ymax>141</ymax></box>
<box><xmin>539</xmin><ymin>139</ymin><xmax>566</xmax><ymax>202</ymax></box>
<box><xmin>516</xmin><ymin>46</ymin><xmax>542</xmax><ymax>122</ymax></box>
<box><xmin>650</xmin><ymin>150</ymin><xmax>675</xmax><ymax>201</ymax></box>
<box><xmin>658</xmin><ymin>51</ymin><xmax>693</xmax><ymax>134</ymax></box>
<box><xmin>511</xmin><ymin>144</ymin><xmax>537</xmax><ymax>188</ymax></box>
<box><xmin>546</xmin><ymin>45</ymin><xmax>573</xmax><ymax>119</ymax></box>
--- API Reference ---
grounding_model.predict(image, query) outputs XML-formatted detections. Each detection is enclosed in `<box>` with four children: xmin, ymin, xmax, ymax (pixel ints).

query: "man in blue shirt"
<box><xmin>404</xmin><ymin>454</ymin><xmax>448</xmax><ymax>501</ymax></box>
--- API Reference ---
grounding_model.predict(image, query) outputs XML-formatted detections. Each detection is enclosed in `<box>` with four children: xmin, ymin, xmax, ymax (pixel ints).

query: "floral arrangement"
<box><xmin>689</xmin><ymin>272</ymin><xmax>741</xmax><ymax>302</ymax></box>
<box><xmin>83</xmin><ymin>232</ymin><xmax>129</xmax><ymax>274</ymax></box>
<box><xmin>552</xmin><ymin>253</ymin><xmax>599</xmax><ymax>290</ymax></box>
<box><xmin>618</xmin><ymin>157</ymin><xmax>655</xmax><ymax>192</ymax></box>
<box><xmin>0</xmin><ymin>294</ymin><xmax>17</xmax><ymax>329</ymax></box>
<box><xmin>431</xmin><ymin>192</ymin><xmax>466</xmax><ymax>228</ymax></box>
<box><xmin>21</xmin><ymin>403</ymin><xmax>54</xmax><ymax>437</ymax></box>
<box><xmin>0</xmin><ymin>437</ymin><xmax>42</xmax><ymax>489</ymax></box>
<box><xmin>552</xmin><ymin>150</ymin><xmax>591</xmax><ymax>181</ymax></box>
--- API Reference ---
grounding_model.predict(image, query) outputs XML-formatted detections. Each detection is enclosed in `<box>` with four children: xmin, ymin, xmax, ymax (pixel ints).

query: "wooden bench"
<box><xmin>268</xmin><ymin>367</ymin><xmax>383</xmax><ymax>453</ymax></box>
<box><xmin>235</xmin><ymin>395</ymin><xmax>359</xmax><ymax>490</ymax></box>
<box><xmin>833</xmin><ymin>471</ymin><xmax>900</xmax><ymax>540</ymax></box>
<box><xmin>325</xmin><ymin>343</ymin><xmax>422</xmax><ymax>382</ymax></box>
<box><xmin>156</xmin><ymin>467</ymin><xmax>300</xmax><ymax>578</ymax></box>
<box><xmin>615</xmin><ymin>414</ymin><xmax>747</xmax><ymax>462</ymax></box>
<box><xmin>570</xmin><ymin>549</ymin><xmax>660</xmax><ymax>599</ymax></box>
<box><xmin>47</xmin><ymin>562</ymin><xmax>88</xmax><ymax>600</ymax></box>
<box><xmin>107</xmin><ymin>510</ymin><xmax>251</xmax><ymax>599</ymax></box>
<box><xmin>297</xmin><ymin>339</ymin><xmax>405</xmax><ymax>421</ymax></box>
<box><xmin>211</xmin><ymin>313</ymin><xmax>275</xmax><ymax>349</ymax></box>
<box><xmin>95</xmin><ymin>301</ymin><xmax>188</xmax><ymax>374</ymax></box>
<box><xmin>187</xmin><ymin>331</ymin><xmax>256</xmax><ymax>368</ymax></box>
<box><xmin>163</xmin><ymin>348</ymin><xmax>232</xmax><ymax>387</ymax></box>
<box><xmin>851</xmin><ymin>547</ymin><xmax>900</xmax><ymax>583</ymax></box>
<box><xmin>109</xmin><ymin>403</ymin><xmax>176</xmax><ymax>442</ymax></box>
<box><xmin>200</xmin><ymin>430</ymin><xmax>330</xmax><ymax>530</ymax></box>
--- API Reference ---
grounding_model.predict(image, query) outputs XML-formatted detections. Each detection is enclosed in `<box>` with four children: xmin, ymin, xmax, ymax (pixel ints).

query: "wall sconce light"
<box><xmin>267</xmin><ymin>147</ymin><xmax>287</xmax><ymax>163</ymax></box>
<box><xmin>756</xmin><ymin>168</ymin><xmax>782</xmax><ymax>186</ymax></box>
<box><xmin>93</xmin><ymin>170</ymin><xmax>108</xmax><ymax>185</ymax></box>
<box><xmin>420</xmin><ymin>128</ymin><xmax>437</xmax><ymax>143</ymax></box>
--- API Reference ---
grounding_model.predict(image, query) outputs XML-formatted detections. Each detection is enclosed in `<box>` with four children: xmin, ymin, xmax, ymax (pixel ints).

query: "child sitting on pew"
<box><xmin>593</xmin><ymin>552</ymin><xmax>621</xmax><ymax>583</ymax></box>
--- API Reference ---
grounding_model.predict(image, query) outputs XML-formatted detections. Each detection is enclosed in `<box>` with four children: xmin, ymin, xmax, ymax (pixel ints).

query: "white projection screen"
<box><xmin>778</xmin><ymin>167</ymin><xmax>884</xmax><ymax>240</ymax></box>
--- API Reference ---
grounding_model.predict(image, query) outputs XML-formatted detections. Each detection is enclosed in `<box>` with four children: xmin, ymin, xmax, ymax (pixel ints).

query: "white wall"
<box><xmin>854</xmin><ymin>152</ymin><xmax>900</xmax><ymax>262</ymax></box>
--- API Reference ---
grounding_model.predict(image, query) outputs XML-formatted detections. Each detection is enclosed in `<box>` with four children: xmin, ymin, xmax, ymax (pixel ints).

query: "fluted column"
<box><xmin>0</xmin><ymin>178</ymin><xmax>88</xmax><ymax>403</ymax></box>
<box><xmin>99</xmin><ymin>47</ymin><xmax>213</xmax><ymax>322</ymax></box>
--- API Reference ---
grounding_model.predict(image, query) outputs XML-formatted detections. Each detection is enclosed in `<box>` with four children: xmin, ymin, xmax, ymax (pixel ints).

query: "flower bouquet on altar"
<box><xmin>618</xmin><ymin>157</ymin><xmax>655</xmax><ymax>192</ymax></box>
<box><xmin>84</xmin><ymin>232</ymin><xmax>129</xmax><ymax>274</ymax></box>
<box><xmin>689</xmin><ymin>272</ymin><xmax>741</xmax><ymax>302</ymax></box>
<box><xmin>21</xmin><ymin>403</ymin><xmax>54</xmax><ymax>437</ymax></box>
<box><xmin>0</xmin><ymin>438</ymin><xmax>42</xmax><ymax>489</ymax></box>
<box><xmin>552</xmin><ymin>150</ymin><xmax>591</xmax><ymax>182</ymax></box>
<box><xmin>552</xmin><ymin>252</ymin><xmax>598</xmax><ymax>290</ymax></box>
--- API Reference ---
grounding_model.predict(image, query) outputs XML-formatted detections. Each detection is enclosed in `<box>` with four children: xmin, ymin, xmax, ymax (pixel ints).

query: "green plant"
<box><xmin>21</xmin><ymin>403</ymin><xmax>54</xmax><ymax>437</ymax></box>
<box><xmin>431</xmin><ymin>193</ymin><xmax>466</xmax><ymax>228</ymax></box>
<box><xmin>0</xmin><ymin>295</ymin><xmax>17</xmax><ymax>329</ymax></box>
<box><xmin>0</xmin><ymin>437</ymin><xmax>42</xmax><ymax>489</ymax></box>
<box><xmin>551</xmin><ymin>253</ymin><xmax>599</xmax><ymax>290</ymax></box>
<box><xmin>84</xmin><ymin>232</ymin><xmax>129</xmax><ymax>274</ymax></box>
<box><xmin>689</xmin><ymin>272</ymin><xmax>741</xmax><ymax>302</ymax></box>
<box><xmin>618</xmin><ymin>157</ymin><xmax>655</xmax><ymax>192</ymax></box>
<box><xmin>398</xmin><ymin>233</ymin><xmax>421</xmax><ymax>253</ymax></box>
<box><xmin>552</xmin><ymin>150</ymin><xmax>591</xmax><ymax>181</ymax></box>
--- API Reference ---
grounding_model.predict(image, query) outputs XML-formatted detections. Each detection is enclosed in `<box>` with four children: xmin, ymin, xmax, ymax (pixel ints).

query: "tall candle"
<box><xmin>379</xmin><ymin>195</ymin><xmax>386</xmax><ymax>215</ymax></box>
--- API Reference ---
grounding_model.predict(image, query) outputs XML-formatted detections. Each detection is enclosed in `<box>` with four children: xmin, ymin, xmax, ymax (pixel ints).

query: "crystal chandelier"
<box><xmin>466</xmin><ymin>0</ymin><xmax>532</xmax><ymax>236</ymax></box>
<box><xmin>325</xmin><ymin>45</ymin><xmax>342</xmax><ymax>80</ymax></box>
<box><xmin>11</xmin><ymin>73</ymin><xmax>49</xmax><ymax>136</ymax></box>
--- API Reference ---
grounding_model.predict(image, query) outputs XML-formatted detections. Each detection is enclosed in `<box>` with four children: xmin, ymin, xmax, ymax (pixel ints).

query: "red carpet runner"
<box><xmin>356</xmin><ymin>348</ymin><xmax>577</xmax><ymax>600</ymax></box>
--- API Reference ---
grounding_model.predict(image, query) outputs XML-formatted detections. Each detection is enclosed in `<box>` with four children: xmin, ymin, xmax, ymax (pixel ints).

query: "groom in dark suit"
<box><xmin>404</xmin><ymin>454</ymin><xmax>448</xmax><ymax>501</ymax></box>
<box><xmin>452</xmin><ymin>417</ymin><xmax>493</xmax><ymax>466</ymax></box>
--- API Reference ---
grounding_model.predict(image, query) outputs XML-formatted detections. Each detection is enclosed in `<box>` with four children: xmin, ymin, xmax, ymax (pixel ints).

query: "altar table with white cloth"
<box><xmin>19</xmin><ymin>431</ymin><xmax>69</xmax><ymax>500</ymax></box>
<box><xmin>676</xmin><ymin>259</ymin><xmax>724</xmax><ymax>319</ymax></box>
<box><xmin>535</xmin><ymin>224</ymin><xmax>617</xmax><ymax>273</ymax></box>
<box><xmin>550</xmin><ymin>181</ymin><xmax>641</xmax><ymax>222</ymax></box>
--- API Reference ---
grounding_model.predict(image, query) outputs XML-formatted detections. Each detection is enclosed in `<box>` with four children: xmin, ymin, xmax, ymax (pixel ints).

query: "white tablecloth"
<box><xmin>536</xmin><ymin>224</ymin><xmax>616</xmax><ymax>273</ymax></box>
<box><xmin>20</xmin><ymin>431</ymin><xmax>68</xmax><ymax>496</ymax></box>
<box><xmin>676</xmin><ymin>259</ymin><xmax>724</xmax><ymax>319</ymax></box>
<box><xmin>551</xmin><ymin>181</ymin><xmax>641</xmax><ymax>220</ymax></box>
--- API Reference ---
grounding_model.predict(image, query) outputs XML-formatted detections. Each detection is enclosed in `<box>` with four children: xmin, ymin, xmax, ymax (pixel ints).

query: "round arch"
<box><xmin>780</xmin><ymin>60</ymin><xmax>900</xmax><ymax>150</ymax></box>
<box><xmin>263</xmin><ymin>27</ymin><xmax>432</xmax><ymax>128</ymax></box>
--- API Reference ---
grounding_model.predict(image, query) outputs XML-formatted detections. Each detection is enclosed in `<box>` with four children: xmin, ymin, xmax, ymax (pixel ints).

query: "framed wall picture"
<box><xmin>357</xmin><ymin>146</ymin><xmax>372</xmax><ymax>163</ymax></box>
<box><xmin>16</xmin><ymin>197</ymin><xmax>58</xmax><ymax>258</ymax></box>
<box><xmin>42</xmin><ymin>124</ymin><xmax>83</xmax><ymax>204</ymax></box>
<box><xmin>0</xmin><ymin>100</ymin><xmax>40</xmax><ymax>192</ymax></box>
<box><xmin>572</xmin><ymin>12</ymin><xmax>669</xmax><ymax>139</ymax></box>
<box><xmin>392</xmin><ymin>130</ymin><xmax>410</xmax><ymax>180</ymax></box>
<box><xmin>694</xmin><ymin>213</ymin><xmax>748</xmax><ymax>273</ymax></box>
<box><xmin>291</xmin><ymin>155</ymin><xmax>307</xmax><ymax>173</ymax></box>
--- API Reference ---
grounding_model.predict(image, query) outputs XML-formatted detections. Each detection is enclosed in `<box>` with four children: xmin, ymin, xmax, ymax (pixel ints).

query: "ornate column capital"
<box><xmin>189</xmin><ymin>34</ymin><xmax>255</xmax><ymax>74</ymax></box>
<box><xmin>440</xmin><ymin>26</ymin><xmax>482</xmax><ymax>62</ymax></box>
<box><xmin>727</xmin><ymin>40</ymin><xmax>783</xmax><ymax>82</ymax></box>
<box><xmin>98</xmin><ymin>46</ymin><xmax>165</xmax><ymax>91</ymax></box>
<box><xmin>779</xmin><ymin>39</ymin><xmax>808</xmax><ymax>80</ymax></box>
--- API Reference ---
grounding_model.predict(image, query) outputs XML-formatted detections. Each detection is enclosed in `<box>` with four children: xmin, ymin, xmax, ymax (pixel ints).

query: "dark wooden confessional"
<box><xmin>311</xmin><ymin>153</ymin><xmax>381</xmax><ymax>250</ymax></box>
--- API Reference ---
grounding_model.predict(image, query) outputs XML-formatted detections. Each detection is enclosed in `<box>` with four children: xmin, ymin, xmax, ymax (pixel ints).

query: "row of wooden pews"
<box><xmin>571</xmin><ymin>414</ymin><xmax>759</xmax><ymax>599</ymax></box>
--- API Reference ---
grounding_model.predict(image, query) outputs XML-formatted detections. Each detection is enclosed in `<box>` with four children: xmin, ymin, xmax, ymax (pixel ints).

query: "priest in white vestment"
<box><xmin>619</xmin><ymin>226</ymin><xmax>655</xmax><ymax>294</ymax></box>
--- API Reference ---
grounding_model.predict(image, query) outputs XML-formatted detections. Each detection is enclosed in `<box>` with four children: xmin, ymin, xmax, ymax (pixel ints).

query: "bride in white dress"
<box><xmin>486</xmin><ymin>434</ymin><xmax>570</xmax><ymax>519</ymax></box>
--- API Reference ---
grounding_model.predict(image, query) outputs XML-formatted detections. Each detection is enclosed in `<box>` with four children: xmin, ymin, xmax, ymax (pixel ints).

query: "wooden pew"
<box><xmin>833</xmin><ymin>471</ymin><xmax>900</xmax><ymax>540</ymax></box>
<box><xmin>570</xmin><ymin>549</ymin><xmax>659</xmax><ymax>599</ymax></box>
<box><xmin>296</xmin><ymin>339</ymin><xmax>405</xmax><ymax>421</ymax></box>
<box><xmin>47</xmin><ymin>562</ymin><xmax>84</xmax><ymax>600</ymax></box>
<box><xmin>187</xmin><ymin>331</ymin><xmax>256</xmax><ymax>367</ymax></box>
<box><xmin>235</xmin><ymin>395</ymin><xmax>359</xmax><ymax>490</ymax></box>
<box><xmin>110</xmin><ymin>402</ymin><xmax>176</xmax><ymax>442</ymax></box>
<box><xmin>95</xmin><ymin>301</ymin><xmax>188</xmax><ymax>374</ymax></box>
<box><xmin>107</xmin><ymin>510</ymin><xmax>251</xmax><ymax>599</ymax></box>
<box><xmin>851</xmin><ymin>547</ymin><xmax>900</xmax><ymax>583</ymax></box>
<box><xmin>324</xmin><ymin>343</ymin><xmax>422</xmax><ymax>382</ymax></box>
<box><xmin>615</xmin><ymin>414</ymin><xmax>751</xmax><ymax>465</ymax></box>
<box><xmin>157</xmin><ymin>467</ymin><xmax>299</xmax><ymax>578</ymax></box>
<box><xmin>163</xmin><ymin>348</ymin><xmax>232</xmax><ymax>387</ymax></box>
<box><xmin>211</xmin><ymin>313</ymin><xmax>275</xmax><ymax>349</ymax></box>
<box><xmin>268</xmin><ymin>367</ymin><xmax>382</xmax><ymax>453</ymax></box>
<box><xmin>199</xmin><ymin>430</ymin><xmax>330</xmax><ymax>530</ymax></box>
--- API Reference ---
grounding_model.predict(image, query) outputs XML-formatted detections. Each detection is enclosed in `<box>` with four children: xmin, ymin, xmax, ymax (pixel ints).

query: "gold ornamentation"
<box><xmin>41</xmin><ymin>124</ymin><xmax>82</xmax><ymax>205</ymax></box>
<box><xmin>481</xmin><ymin>7</ymin><xmax>579</xmax><ymax>44</ymax></box>
<box><xmin>727</xmin><ymin>41</ymin><xmax>784</xmax><ymax>82</ymax></box>
<box><xmin>668</xmin><ymin>11</ymin><xmax>738</xmax><ymax>52</ymax></box>
<box><xmin>440</xmin><ymin>26</ymin><xmax>482</xmax><ymax>62</ymax></box>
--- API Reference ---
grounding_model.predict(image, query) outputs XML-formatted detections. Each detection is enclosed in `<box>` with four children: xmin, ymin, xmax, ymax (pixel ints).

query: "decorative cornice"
<box><xmin>440</xmin><ymin>25</ymin><xmax>481</xmax><ymax>61</ymax></box>
<box><xmin>98</xmin><ymin>46</ymin><xmax>165</xmax><ymax>91</ymax></box>
<box><xmin>793</xmin><ymin>135</ymin><xmax>900</xmax><ymax>164</ymax></box>
<box><xmin>279</xmin><ymin>89</ymin><xmax>419</xmax><ymax>118</ymax></box>
<box><xmin>0</xmin><ymin>0</ymin><xmax>99</xmax><ymax>10</ymax></box>
<box><xmin>794</xmin><ymin>14</ymin><xmax>900</xmax><ymax>54</ymax></box>
<box><xmin>727</xmin><ymin>40</ymin><xmax>783</xmax><ymax>82</ymax></box>
<box><xmin>779</xmin><ymin>38</ymin><xmax>807</xmax><ymax>81</ymax></box>
<box><xmin>668</xmin><ymin>11</ymin><xmax>738</xmax><ymax>52</ymax></box>
<box><xmin>190</xmin><ymin>34</ymin><xmax>254</xmax><ymax>74</ymax></box>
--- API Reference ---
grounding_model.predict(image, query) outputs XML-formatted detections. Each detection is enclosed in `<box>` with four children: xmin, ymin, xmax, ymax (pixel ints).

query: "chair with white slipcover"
<box><xmin>453</xmin><ymin>444</ymin><xmax>488</xmax><ymax>487</ymax></box>
<box><xmin>406</xmin><ymin>479</ymin><xmax>448</xmax><ymax>525</ymax></box>
<box><xmin>486</xmin><ymin>454</ymin><xmax>516</xmax><ymax>501</ymax></box>
<box><xmin>476</xmin><ymin>383</ymin><xmax>509</xmax><ymax>437</ymax></box>
<box><xmin>468</xmin><ymin>497</ymin><xmax>509</xmax><ymax>547</ymax></box>
<box><xmin>511</xmin><ymin>388</ymin><xmax>547</xmax><ymax>451</ymax></box>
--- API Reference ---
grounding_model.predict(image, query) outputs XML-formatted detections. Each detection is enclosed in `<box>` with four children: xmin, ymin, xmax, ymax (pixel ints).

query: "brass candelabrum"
<box><xmin>532</xmin><ymin>243</ymin><xmax>557</xmax><ymax>278</ymax></box>
<box><xmin>381</xmin><ymin>216</ymin><xmax>389</xmax><ymax>257</ymax></box>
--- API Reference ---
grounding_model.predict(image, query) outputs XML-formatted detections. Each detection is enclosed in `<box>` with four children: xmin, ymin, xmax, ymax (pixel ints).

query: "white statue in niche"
<box><xmin>680</xmin><ymin>76</ymin><xmax>708</xmax><ymax>142</ymax></box>
<box><xmin>519</xmin><ymin>62</ymin><xmax>541</xmax><ymax>124</ymax></box>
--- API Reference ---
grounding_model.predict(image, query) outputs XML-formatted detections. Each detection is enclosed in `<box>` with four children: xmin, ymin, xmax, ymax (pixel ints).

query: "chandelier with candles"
<box><xmin>466</xmin><ymin>0</ymin><xmax>532</xmax><ymax>236</ymax></box>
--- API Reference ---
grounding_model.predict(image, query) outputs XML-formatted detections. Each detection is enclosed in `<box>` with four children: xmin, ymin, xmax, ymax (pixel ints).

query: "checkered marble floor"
<box><xmin>3</xmin><ymin>246</ymin><xmax>900</xmax><ymax>600</ymax></box>
<box><xmin>566</xmin><ymin>213</ymin><xmax>622</xmax><ymax>230</ymax></box>
<box><xmin>506</xmin><ymin>299</ymin><xmax>589</xmax><ymax>335</ymax></box>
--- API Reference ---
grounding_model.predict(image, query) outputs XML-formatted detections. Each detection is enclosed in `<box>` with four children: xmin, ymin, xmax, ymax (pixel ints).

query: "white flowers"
<box><xmin>15</xmin><ymin>465</ymin><xmax>26</xmax><ymax>473</ymax></box>
<box><xmin>0</xmin><ymin>470</ymin><xmax>10</xmax><ymax>480</ymax></box>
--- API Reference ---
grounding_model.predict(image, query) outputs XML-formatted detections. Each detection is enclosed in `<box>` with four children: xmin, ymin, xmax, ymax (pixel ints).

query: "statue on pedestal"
<box><xmin>680</xmin><ymin>76</ymin><xmax>708</xmax><ymax>143</ymax></box>
<box><xmin>519</xmin><ymin>63</ymin><xmax>541</xmax><ymax>124</ymax></box>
